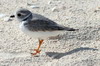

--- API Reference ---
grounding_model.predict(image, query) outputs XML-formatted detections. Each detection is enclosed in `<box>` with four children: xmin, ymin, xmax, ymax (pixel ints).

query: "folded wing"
<box><xmin>24</xmin><ymin>19</ymin><xmax>77</xmax><ymax>31</ymax></box>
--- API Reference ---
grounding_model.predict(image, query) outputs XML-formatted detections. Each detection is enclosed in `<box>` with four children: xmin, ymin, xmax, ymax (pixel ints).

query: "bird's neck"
<box><xmin>22</xmin><ymin>13</ymin><xmax>32</xmax><ymax>21</ymax></box>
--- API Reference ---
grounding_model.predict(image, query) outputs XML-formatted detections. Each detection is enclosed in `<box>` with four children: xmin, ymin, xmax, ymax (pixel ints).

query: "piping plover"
<box><xmin>10</xmin><ymin>8</ymin><xmax>78</xmax><ymax>55</ymax></box>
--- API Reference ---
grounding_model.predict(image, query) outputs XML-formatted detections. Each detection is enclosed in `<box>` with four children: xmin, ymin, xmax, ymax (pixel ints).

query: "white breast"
<box><xmin>19</xmin><ymin>21</ymin><xmax>65</xmax><ymax>39</ymax></box>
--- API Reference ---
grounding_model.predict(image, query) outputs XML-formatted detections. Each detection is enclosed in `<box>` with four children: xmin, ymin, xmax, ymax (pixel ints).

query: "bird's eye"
<box><xmin>17</xmin><ymin>13</ymin><xmax>22</xmax><ymax>17</ymax></box>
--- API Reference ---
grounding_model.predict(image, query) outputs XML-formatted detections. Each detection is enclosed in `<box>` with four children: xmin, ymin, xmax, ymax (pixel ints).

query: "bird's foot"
<box><xmin>31</xmin><ymin>49</ymin><xmax>41</xmax><ymax>55</ymax></box>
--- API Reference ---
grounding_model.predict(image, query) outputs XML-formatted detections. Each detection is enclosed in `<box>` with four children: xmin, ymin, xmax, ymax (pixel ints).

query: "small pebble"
<box><xmin>27</xmin><ymin>4</ymin><xmax>39</xmax><ymax>9</ymax></box>
<box><xmin>3</xmin><ymin>17</ymin><xmax>12</xmax><ymax>22</ymax></box>
<box><xmin>98</xmin><ymin>7</ymin><xmax>100</xmax><ymax>9</ymax></box>
<box><xmin>52</xmin><ymin>7</ymin><xmax>59</xmax><ymax>12</ymax></box>
<box><xmin>30</xmin><ymin>5</ymin><xmax>39</xmax><ymax>9</ymax></box>
<box><xmin>0</xmin><ymin>30</ymin><xmax>3</xmax><ymax>32</ymax></box>
<box><xmin>94</xmin><ymin>7</ymin><xmax>100</xmax><ymax>12</ymax></box>
<box><xmin>0</xmin><ymin>13</ymin><xmax>14</xmax><ymax>22</ymax></box>
<box><xmin>48</xmin><ymin>1</ymin><xmax>52</xmax><ymax>4</ymax></box>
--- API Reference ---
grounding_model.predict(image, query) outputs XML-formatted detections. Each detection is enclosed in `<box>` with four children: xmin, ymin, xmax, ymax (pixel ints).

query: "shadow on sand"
<box><xmin>46</xmin><ymin>27</ymin><xmax>99</xmax><ymax>59</ymax></box>
<box><xmin>46</xmin><ymin>47</ymin><xmax>98</xmax><ymax>59</ymax></box>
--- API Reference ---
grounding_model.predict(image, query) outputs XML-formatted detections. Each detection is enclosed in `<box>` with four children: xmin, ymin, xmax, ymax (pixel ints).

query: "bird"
<box><xmin>10</xmin><ymin>8</ymin><xmax>78</xmax><ymax>55</ymax></box>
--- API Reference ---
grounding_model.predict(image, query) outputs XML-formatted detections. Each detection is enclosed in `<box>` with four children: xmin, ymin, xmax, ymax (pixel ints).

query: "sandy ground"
<box><xmin>0</xmin><ymin>0</ymin><xmax>100</xmax><ymax>66</ymax></box>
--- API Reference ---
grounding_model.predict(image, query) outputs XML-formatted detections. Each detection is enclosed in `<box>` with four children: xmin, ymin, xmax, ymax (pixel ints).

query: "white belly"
<box><xmin>20</xmin><ymin>22</ymin><xmax>65</xmax><ymax>39</ymax></box>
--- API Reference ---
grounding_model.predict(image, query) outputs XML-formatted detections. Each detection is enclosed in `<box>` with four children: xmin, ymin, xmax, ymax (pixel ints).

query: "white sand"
<box><xmin>0</xmin><ymin>0</ymin><xmax>100</xmax><ymax>66</ymax></box>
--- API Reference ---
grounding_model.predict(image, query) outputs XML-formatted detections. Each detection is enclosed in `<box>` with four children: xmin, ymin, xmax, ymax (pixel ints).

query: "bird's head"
<box><xmin>10</xmin><ymin>8</ymin><xmax>33</xmax><ymax>22</ymax></box>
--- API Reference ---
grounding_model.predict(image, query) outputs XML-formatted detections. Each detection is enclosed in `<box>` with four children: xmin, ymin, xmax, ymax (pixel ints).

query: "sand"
<box><xmin>0</xmin><ymin>0</ymin><xmax>100</xmax><ymax>66</ymax></box>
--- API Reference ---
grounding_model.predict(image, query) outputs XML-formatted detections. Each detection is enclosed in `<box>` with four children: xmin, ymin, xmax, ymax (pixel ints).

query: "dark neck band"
<box><xmin>22</xmin><ymin>13</ymin><xmax>32</xmax><ymax>21</ymax></box>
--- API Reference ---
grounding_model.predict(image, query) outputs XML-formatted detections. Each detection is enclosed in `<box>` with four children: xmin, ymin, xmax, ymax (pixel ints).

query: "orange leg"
<box><xmin>31</xmin><ymin>39</ymin><xmax>44</xmax><ymax>55</ymax></box>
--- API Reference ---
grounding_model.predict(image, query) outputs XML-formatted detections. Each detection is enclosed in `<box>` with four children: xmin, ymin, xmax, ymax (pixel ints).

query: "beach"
<box><xmin>0</xmin><ymin>0</ymin><xmax>100</xmax><ymax>66</ymax></box>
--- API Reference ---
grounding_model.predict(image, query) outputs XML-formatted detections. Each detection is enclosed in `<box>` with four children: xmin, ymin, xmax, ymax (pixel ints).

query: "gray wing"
<box><xmin>24</xmin><ymin>19</ymin><xmax>76</xmax><ymax>31</ymax></box>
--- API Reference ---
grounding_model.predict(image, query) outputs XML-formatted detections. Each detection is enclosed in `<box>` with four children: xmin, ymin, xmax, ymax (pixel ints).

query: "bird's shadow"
<box><xmin>46</xmin><ymin>27</ymin><xmax>99</xmax><ymax>59</ymax></box>
<box><xmin>46</xmin><ymin>47</ymin><xmax>98</xmax><ymax>59</ymax></box>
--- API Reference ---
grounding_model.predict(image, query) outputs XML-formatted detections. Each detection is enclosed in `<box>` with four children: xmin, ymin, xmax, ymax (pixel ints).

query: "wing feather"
<box><xmin>24</xmin><ymin>19</ymin><xmax>65</xmax><ymax>31</ymax></box>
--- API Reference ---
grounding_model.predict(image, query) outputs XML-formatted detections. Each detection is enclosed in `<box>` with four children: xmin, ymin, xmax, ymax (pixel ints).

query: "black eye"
<box><xmin>17</xmin><ymin>13</ymin><xmax>21</xmax><ymax>16</ymax></box>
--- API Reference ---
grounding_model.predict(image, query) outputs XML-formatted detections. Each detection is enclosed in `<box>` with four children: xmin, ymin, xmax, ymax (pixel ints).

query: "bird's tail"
<box><xmin>65</xmin><ymin>27</ymin><xmax>78</xmax><ymax>31</ymax></box>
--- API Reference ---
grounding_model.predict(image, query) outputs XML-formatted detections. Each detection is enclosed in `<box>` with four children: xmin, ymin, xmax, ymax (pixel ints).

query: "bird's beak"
<box><xmin>10</xmin><ymin>15</ymin><xmax>15</xmax><ymax>18</ymax></box>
